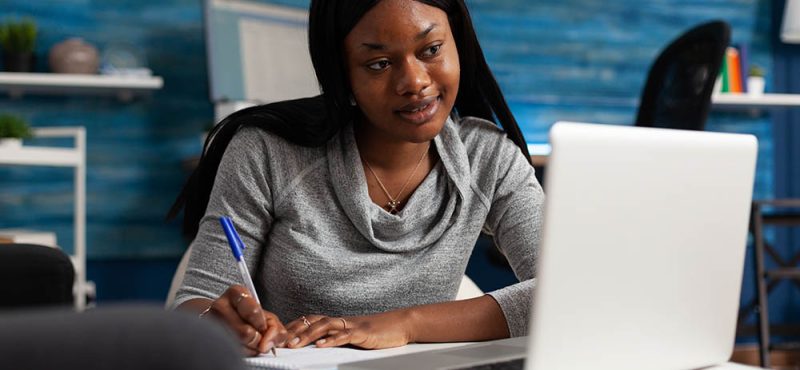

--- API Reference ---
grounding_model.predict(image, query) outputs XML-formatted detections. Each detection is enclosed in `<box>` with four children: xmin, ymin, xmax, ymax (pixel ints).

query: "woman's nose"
<box><xmin>395</xmin><ymin>58</ymin><xmax>431</xmax><ymax>96</ymax></box>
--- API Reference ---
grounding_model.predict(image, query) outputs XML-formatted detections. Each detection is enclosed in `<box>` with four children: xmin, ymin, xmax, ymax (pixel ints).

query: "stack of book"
<box><xmin>718</xmin><ymin>44</ymin><xmax>755</xmax><ymax>94</ymax></box>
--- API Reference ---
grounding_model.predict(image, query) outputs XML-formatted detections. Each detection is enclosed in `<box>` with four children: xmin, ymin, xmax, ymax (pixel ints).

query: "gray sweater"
<box><xmin>174</xmin><ymin>116</ymin><xmax>544</xmax><ymax>337</ymax></box>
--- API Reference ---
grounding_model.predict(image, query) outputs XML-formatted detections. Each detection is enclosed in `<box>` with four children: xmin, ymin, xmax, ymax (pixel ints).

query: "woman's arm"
<box><xmin>172</xmin><ymin>127</ymin><xmax>285</xmax><ymax>355</ymax></box>
<box><xmin>281</xmin><ymin>294</ymin><xmax>508</xmax><ymax>349</ymax></box>
<box><xmin>405</xmin><ymin>294</ymin><xmax>510</xmax><ymax>341</ymax></box>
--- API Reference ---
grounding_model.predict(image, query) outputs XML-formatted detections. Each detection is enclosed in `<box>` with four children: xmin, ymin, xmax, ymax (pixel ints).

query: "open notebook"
<box><xmin>245</xmin><ymin>343</ymin><xmax>471</xmax><ymax>370</ymax></box>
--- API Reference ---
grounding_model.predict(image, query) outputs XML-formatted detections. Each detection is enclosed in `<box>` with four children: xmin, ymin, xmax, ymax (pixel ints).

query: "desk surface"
<box><xmin>244</xmin><ymin>341</ymin><xmax>766</xmax><ymax>370</ymax></box>
<box><xmin>245</xmin><ymin>342</ymin><xmax>470</xmax><ymax>370</ymax></box>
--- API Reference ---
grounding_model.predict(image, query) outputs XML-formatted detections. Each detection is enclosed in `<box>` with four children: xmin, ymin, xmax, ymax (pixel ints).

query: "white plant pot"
<box><xmin>747</xmin><ymin>76</ymin><xmax>766</xmax><ymax>96</ymax></box>
<box><xmin>0</xmin><ymin>138</ymin><xmax>22</xmax><ymax>148</ymax></box>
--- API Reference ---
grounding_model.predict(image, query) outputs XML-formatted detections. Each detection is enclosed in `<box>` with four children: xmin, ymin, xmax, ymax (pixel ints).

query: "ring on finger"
<box><xmin>247</xmin><ymin>331</ymin><xmax>261</xmax><ymax>346</ymax></box>
<box><xmin>339</xmin><ymin>318</ymin><xmax>347</xmax><ymax>330</ymax></box>
<box><xmin>302</xmin><ymin>315</ymin><xmax>311</xmax><ymax>328</ymax></box>
<box><xmin>234</xmin><ymin>292</ymin><xmax>249</xmax><ymax>306</ymax></box>
<box><xmin>198</xmin><ymin>305</ymin><xmax>212</xmax><ymax>319</ymax></box>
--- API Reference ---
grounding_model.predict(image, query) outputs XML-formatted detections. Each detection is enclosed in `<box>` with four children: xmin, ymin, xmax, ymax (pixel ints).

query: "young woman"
<box><xmin>171</xmin><ymin>0</ymin><xmax>544</xmax><ymax>355</ymax></box>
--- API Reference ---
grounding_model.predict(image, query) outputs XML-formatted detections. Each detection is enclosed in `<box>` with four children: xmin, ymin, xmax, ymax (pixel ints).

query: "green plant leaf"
<box><xmin>0</xmin><ymin>18</ymin><xmax>37</xmax><ymax>53</ymax></box>
<box><xmin>0</xmin><ymin>113</ymin><xmax>33</xmax><ymax>139</ymax></box>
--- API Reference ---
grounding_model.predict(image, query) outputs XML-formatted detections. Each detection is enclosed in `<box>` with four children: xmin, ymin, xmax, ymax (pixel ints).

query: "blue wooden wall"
<box><xmin>0</xmin><ymin>0</ymin><xmax>211</xmax><ymax>260</ymax></box>
<box><xmin>769</xmin><ymin>0</ymin><xmax>800</xmax><ymax>337</ymax></box>
<box><xmin>0</xmin><ymin>0</ymin><xmax>793</xmax><ymax>334</ymax></box>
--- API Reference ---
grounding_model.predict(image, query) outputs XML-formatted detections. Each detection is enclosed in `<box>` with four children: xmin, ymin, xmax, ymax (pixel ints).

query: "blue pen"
<box><xmin>220</xmin><ymin>216</ymin><xmax>261</xmax><ymax>305</ymax></box>
<box><xmin>221</xmin><ymin>217</ymin><xmax>277</xmax><ymax>356</ymax></box>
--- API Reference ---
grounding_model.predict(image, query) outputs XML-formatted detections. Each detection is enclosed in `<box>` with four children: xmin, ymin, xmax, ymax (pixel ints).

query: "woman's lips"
<box><xmin>395</xmin><ymin>96</ymin><xmax>440</xmax><ymax>125</ymax></box>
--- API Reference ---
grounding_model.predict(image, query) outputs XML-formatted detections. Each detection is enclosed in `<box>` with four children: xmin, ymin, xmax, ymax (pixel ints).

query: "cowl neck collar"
<box><xmin>327</xmin><ymin>117</ymin><xmax>471</xmax><ymax>252</ymax></box>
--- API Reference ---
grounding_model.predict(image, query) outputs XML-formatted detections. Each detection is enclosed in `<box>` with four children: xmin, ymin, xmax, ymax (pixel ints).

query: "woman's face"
<box><xmin>344</xmin><ymin>0</ymin><xmax>460</xmax><ymax>144</ymax></box>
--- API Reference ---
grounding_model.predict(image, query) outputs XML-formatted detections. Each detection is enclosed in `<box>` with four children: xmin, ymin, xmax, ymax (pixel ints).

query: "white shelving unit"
<box><xmin>0</xmin><ymin>72</ymin><xmax>163</xmax><ymax>101</ymax></box>
<box><xmin>712</xmin><ymin>93</ymin><xmax>800</xmax><ymax>108</ymax></box>
<box><xmin>0</xmin><ymin>71</ymin><xmax>162</xmax><ymax>309</ymax></box>
<box><xmin>0</xmin><ymin>127</ymin><xmax>89</xmax><ymax>309</ymax></box>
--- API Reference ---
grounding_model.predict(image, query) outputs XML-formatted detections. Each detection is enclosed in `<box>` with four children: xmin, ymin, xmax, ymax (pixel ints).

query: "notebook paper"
<box><xmin>245</xmin><ymin>343</ymin><xmax>471</xmax><ymax>370</ymax></box>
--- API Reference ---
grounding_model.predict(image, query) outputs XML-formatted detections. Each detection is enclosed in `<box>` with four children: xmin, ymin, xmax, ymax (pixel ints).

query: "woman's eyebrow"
<box><xmin>414</xmin><ymin>23</ymin><xmax>438</xmax><ymax>41</ymax></box>
<box><xmin>360</xmin><ymin>23</ymin><xmax>439</xmax><ymax>51</ymax></box>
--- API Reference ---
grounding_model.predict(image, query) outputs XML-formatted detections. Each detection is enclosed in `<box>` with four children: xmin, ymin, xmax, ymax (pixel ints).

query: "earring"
<box><xmin>349</xmin><ymin>94</ymin><xmax>357</xmax><ymax>106</ymax></box>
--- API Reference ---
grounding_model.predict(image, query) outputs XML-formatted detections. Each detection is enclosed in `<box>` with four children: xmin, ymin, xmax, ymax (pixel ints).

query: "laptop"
<box><xmin>341</xmin><ymin>122</ymin><xmax>759</xmax><ymax>370</ymax></box>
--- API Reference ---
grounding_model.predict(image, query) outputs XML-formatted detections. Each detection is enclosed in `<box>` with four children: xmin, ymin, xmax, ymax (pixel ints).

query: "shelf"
<box><xmin>0</xmin><ymin>145</ymin><xmax>82</xmax><ymax>166</ymax></box>
<box><xmin>712</xmin><ymin>93</ymin><xmax>800</xmax><ymax>108</ymax></box>
<box><xmin>0</xmin><ymin>72</ymin><xmax>163</xmax><ymax>100</ymax></box>
<box><xmin>0</xmin><ymin>127</ymin><xmax>88</xmax><ymax>309</ymax></box>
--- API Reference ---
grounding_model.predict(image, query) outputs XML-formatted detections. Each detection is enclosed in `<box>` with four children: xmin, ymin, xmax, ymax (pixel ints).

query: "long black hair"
<box><xmin>168</xmin><ymin>0</ymin><xmax>532</xmax><ymax>239</ymax></box>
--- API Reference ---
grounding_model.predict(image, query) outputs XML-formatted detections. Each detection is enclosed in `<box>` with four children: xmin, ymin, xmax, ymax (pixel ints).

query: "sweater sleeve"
<box><xmin>172</xmin><ymin>126</ymin><xmax>275</xmax><ymax>308</ymax></box>
<box><xmin>483</xmin><ymin>137</ymin><xmax>545</xmax><ymax>338</ymax></box>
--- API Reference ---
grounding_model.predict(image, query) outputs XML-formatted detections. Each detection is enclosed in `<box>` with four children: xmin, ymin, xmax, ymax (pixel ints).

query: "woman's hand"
<box><xmin>283</xmin><ymin>310</ymin><xmax>414</xmax><ymax>350</ymax></box>
<box><xmin>202</xmin><ymin>285</ymin><xmax>288</xmax><ymax>356</ymax></box>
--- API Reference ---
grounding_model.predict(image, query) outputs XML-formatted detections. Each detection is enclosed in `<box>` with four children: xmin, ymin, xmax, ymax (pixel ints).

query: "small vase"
<box><xmin>49</xmin><ymin>37</ymin><xmax>99</xmax><ymax>74</ymax></box>
<box><xmin>0</xmin><ymin>138</ymin><xmax>23</xmax><ymax>148</ymax></box>
<box><xmin>747</xmin><ymin>76</ymin><xmax>765</xmax><ymax>96</ymax></box>
<box><xmin>2</xmin><ymin>52</ymin><xmax>35</xmax><ymax>72</ymax></box>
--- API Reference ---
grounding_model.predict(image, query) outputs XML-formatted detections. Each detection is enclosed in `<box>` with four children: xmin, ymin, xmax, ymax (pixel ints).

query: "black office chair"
<box><xmin>635</xmin><ymin>20</ymin><xmax>731</xmax><ymax>130</ymax></box>
<box><xmin>0</xmin><ymin>305</ymin><xmax>245</xmax><ymax>370</ymax></box>
<box><xmin>0</xmin><ymin>243</ymin><xmax>74</xmax><ymax>309</ymax></box>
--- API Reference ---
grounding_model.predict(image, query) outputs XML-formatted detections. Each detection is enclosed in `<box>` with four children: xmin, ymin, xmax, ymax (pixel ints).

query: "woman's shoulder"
<box><xmin>223</xmin><ymin>125</ymin><xmax>328</xmax><ymax>190</ymax></box>
<box><xmin>448</xmin><ymin>117</ymin><xmax>538</xmax><ymax>206</ymax></box>
<box><xmin>228</xmin><ymin>124</ymin><xmax>325</xmax><ymax>161</ymax></box>
<box><xmin>453</xmin><ymin>116</ymin><xmax>506</xmax><ymax>138</ymax></box>
<box><xmin>450</xmin><ymin>116</ymin><xmax>521</xmax><ymax>162</ymax></box>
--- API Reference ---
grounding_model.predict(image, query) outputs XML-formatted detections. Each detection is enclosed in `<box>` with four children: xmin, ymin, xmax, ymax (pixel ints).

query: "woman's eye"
<box><xmin>422</xmin><ymin>44</ymin><xmax>441</xmax><ymax>57</ymax></box>
<box><xmin>367</xmin><ymin>60</ymin><xmax>390</xmax><ymax>71</ymax></box>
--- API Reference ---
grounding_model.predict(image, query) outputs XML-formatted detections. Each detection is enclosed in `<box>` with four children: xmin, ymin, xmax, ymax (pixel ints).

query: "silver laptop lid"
<box><xmin>527</xmin><ymin>122</ymin><xmax>757</xmax><ymax>370</ymax></box>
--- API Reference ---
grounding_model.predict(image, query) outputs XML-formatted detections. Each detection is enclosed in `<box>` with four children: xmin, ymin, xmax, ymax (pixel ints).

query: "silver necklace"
<box><xmin>362</xmin><ymin>142</ymin><xmax>431</xmax><ymax>214</ymax></box>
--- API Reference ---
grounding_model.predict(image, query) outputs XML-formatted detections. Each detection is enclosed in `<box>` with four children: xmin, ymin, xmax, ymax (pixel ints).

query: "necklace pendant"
<box><xmin>387</xmin><ymin>200</ymin><xmax>400</xmax><ymax>214</ymax></box>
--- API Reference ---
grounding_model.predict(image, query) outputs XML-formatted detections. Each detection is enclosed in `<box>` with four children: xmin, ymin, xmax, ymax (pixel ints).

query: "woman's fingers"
<box><xmin>283</xmin><ymin>312</ymin><xmax>409</xmax><ymax>350</ymax></box>
<box><xmin>315</xmin><ymin>328</ymin><xmax>355</xmax><ymax>348</ymax></box>
<box><xmin>227</xmin><ymin>286</ymin><xmax>267</xmax><ymax>332</ymax></box>
<box><xmin>284</xmin><ymin>317</ymin><xmax>309</xmax><ymax>335</ymax></box>
<box><xmin>287</xmin><ymin>316</ymin><xmax>349</xmax><ymax>348</ymax></box>
<box><xmin>284</xmin><ymin>314</ymin><xmax>318</xmax><ymax>343</ymax></box>
<box><xmin>206</xmin><ymin>285</ymin><xmax>289</xmax><ymax>355</ymax></box>
<box><xmin>315</xmin><ymin>317</ymin><xmax>355</xmax><ymax>347</ymax></box>
<box><xmin>209</xmin><ymin>291</ymin><xmax>263</xmax><ymax>353</ymax></box>
<box><xmin>258</xmin><ymin>312</ymin><xmax>288</xmax><ymax>352</ymax></box>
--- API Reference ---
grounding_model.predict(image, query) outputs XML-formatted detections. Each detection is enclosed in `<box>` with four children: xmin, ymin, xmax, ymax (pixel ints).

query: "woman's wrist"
<box><xmin>390</xmin><ymin>296</ymin><xmax>511</xmax><ymax>343</ymax></box>
<box><xmin>399</xmin><ymin>306</ymin><xmax>422</xmax><ymax>344</ymax></box>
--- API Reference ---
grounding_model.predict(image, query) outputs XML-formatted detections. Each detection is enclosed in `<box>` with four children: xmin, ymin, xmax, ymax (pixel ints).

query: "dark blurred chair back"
<box><xmin>635</xmin><ymin>20</ymin><xmax>731</xmax><ymax>130</ymax></box>
<box><xmin>0</xmin><ymin>243</ymin><xmax>74</xmax><ymax>308</ymax></box>
<box><xmin>0</xmin><ymin>305</ymin><xmax>245</xmax><ymax>370</ymax></box>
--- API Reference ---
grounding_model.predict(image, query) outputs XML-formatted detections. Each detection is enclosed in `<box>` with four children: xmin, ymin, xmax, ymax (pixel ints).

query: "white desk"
<box><xmin>245</xmin><ymin>342</ymin><xmax>471</xmax><ymax>370</ymax></box>
<box><xmin>243</xmin><ymin>341</ymin><xmax>766</xmax><ymax>370</ymax></box>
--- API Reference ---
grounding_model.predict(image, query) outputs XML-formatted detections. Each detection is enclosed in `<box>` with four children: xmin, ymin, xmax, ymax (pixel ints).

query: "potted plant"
<box><xmin>0</xmin><ymin>18</ymin><xmax>38</xmax><ymax>72</ymax></box>
<box><xmin>0</xmin><ymin>113</ymin><xmax>33</xmax><ymax>148</ymax></box>
<box><xmin>747</xmin><ymin>65</ymin><xmax>766</xmax><ymax>96</ymax></box>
